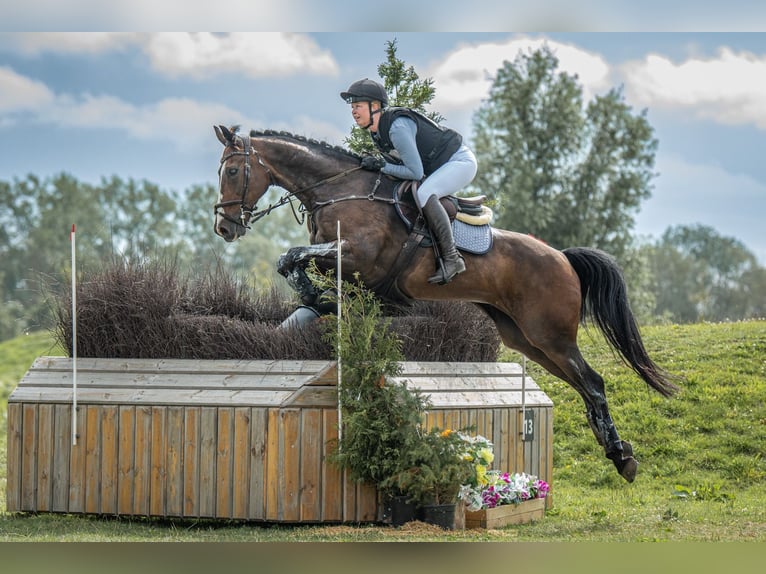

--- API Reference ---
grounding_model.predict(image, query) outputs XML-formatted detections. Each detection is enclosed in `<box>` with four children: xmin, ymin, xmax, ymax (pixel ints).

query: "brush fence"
<box><xmin>6</xmin><ymin>357</ymin><xmax>553</xmax><ymax>522</ymax></box>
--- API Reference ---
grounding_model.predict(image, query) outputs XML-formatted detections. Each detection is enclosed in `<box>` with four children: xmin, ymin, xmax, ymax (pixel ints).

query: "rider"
<box><xmin>340</xmin><ymin>78</ymin><xmax>478</xmax><ymax>285</ymax></box>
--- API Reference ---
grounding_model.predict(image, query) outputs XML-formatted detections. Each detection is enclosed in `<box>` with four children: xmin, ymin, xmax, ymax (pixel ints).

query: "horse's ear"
<box><xmin>214</xmin><ymin>125</ymin><xmax>230</xmax><ymax>146</ymax></box>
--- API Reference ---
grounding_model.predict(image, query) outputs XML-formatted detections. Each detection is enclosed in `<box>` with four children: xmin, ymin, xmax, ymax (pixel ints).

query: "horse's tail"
<box><xmin>563</xmin><ymin>246</ymin><xmax>679</xmax><ymax>397</ymax></box>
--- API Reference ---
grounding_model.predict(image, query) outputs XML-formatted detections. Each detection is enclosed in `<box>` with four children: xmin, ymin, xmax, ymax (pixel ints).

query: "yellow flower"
<box><xmin>440</xmin><ymin>429</ymin><xmax>453</xmax><ymax>438</ymax></box>
<box><xmin>476</xmin><ymin>464</ymin><xmax>488</xmax><ymax>486</ymax></box>
<box><xmin>479</xmin><ymin>448</ymin><xmax>494</xmax><ymax>464</ymax></box>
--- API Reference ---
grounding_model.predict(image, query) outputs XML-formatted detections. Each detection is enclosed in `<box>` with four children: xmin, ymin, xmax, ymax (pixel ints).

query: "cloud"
<box><xmin>0</xmin><ymin>65</ymin><xmax>345</xmax><ymax>151</ymax></box>
<box><xmin>622</xmin><ymin>47</ymin><xmax>766</xmax><ymax>130</ymax></box>
<box><xmin>144</xmin><ymin>33</ymin><xmax>339</xmax><ymax>79</ymax></box>
<box><xmin>0</xmin><ymin>66</ymin><xmax>55</xmax><ymax>112</ymax></box>
<box><xmin>4</xmin><ymin>32</ymin><xmax>139</xmax><ymax>54</ymax></box>
<box><xmin>428</xmin><ymin>36</ymin><xmax>612</xmax><ymax>112</ymax></box>
<box><xmin>3</xmin><ymin>32</ymin><xmax>339</xmax><ymax>80</ymax></box>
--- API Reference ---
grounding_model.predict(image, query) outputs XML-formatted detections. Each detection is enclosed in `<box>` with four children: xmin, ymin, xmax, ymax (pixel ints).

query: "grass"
<box><xmin>1</xmin><ymin>321</ymin><xmax>765</xmax><ymax>541</ymax></box>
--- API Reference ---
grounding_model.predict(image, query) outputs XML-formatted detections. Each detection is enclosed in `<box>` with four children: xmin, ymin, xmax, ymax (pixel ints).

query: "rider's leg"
<box><xmin>415</xmin><ymin>147</ymin><xmax>477</xmax><ymax>284</ymax></box>
<box><xmin>421</xmin><ymin>195</ymin><xmax>465</xmax><ymax>284</ymax></box>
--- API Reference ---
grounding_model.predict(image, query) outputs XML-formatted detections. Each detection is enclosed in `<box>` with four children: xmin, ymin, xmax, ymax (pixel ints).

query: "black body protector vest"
<box><xmin>372</xmin><ymin>107</ymin><xmax>462</xmax><ymax>177</ymax></box>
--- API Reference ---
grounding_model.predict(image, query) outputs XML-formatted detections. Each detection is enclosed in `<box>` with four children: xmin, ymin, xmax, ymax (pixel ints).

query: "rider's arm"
<box><xmin>381</xmin><ymin>117</ymin><xmax>425</xmax><ymax>181</ymax></box>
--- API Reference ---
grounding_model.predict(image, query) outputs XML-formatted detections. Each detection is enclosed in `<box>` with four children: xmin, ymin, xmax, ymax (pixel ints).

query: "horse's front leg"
<box><xmin>277</xmin><ymin>241</ymin><xmax>343</xmax><ymax>306</ymax></box>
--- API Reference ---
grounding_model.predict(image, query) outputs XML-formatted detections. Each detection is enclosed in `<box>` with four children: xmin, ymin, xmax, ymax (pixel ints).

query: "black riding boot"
<box><xmin>422</xmin><ymin>195</ymin><xmax>466</xmax><ymax>284</ymax></box>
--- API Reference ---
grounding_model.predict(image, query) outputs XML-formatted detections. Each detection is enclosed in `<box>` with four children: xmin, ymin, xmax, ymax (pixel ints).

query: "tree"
<box><xmin>345</xmin><ymin>38</ymin><xmax>444</xmax><ymax>156</ymax></box>
<box><xmin>646</xmin><ymin>224</ymin><xmax>766</xmax><ymax>322</ymax></box>
<box><xmin>471</xmin><ymin>46</ymin><xmax>657</xmax><ymax>260</ymax></box>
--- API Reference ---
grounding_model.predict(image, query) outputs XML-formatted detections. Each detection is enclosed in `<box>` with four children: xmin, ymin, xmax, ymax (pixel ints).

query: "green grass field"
<box><xmin>1</xmin><ymin>321</ymin><xmax>765</xmax><ymax>541</ymax></box>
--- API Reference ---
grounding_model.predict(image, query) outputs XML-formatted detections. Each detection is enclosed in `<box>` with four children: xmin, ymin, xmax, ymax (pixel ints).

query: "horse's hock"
<box><xmin>6</xmin><ymin>358</ymin><xmax>553</xmax><ymax>522</ymax></box>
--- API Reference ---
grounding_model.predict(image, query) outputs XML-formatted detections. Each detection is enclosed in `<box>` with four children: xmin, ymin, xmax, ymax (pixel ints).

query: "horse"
<box><xmin>212</xmin><ymin>124</ymin><xmax>679</xmax><ymax>483</ymax></box>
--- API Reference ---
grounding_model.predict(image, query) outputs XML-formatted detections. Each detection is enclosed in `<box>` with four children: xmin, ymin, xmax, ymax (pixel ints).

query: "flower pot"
<box><xmin>389</xmin><ymin>495</ymin><xmax>418</xmax><ymax>526</ymax></box>
<box><xmin>421</xmin><ymin>503</ymin><xmax>457</xmax><ymax>530</ymax></box>
<box><xmin>464</xmin><ymin>497</ymin><xmax>546</xmax><ymax>529</ymax></box>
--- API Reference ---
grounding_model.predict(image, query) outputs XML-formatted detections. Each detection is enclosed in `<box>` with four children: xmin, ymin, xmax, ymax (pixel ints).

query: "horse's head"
<box><xmin>213</xmin><ymin>124</ymin><xmax>274</xmax><ymax>241</ymax></box>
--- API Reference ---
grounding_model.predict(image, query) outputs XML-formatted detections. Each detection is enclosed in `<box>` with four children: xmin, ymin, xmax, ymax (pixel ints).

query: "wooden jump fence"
<box><xmin>6</xmin><ymin>357</ymin><xmax>553</xmax><ymax>523</ymax></box>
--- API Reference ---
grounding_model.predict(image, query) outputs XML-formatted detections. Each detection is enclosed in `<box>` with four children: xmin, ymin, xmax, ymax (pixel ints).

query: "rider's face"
<box><xmin>350</xmin><ymin>101</ymin><xmax>380</xmax><ymax>130</ymax></box>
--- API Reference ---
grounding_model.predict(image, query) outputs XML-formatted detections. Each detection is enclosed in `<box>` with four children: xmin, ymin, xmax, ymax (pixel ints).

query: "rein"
<box><xmin>215</xmin><ymin>135</ymin><xmax>397</xmax><ymax>228</ymax></box>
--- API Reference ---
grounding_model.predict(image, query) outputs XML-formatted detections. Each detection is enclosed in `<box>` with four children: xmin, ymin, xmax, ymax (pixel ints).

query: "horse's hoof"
<box><xmin>614</xmin><ymin>456</ymin><xmax>638</xmax><ymax>483</ymax></box>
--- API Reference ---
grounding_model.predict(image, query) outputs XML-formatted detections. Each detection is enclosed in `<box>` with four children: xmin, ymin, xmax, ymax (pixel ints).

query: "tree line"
<box><xmin>1</xmin><ymin>42</ymin><xmax>764</xmax><ymax>341</ymax></box>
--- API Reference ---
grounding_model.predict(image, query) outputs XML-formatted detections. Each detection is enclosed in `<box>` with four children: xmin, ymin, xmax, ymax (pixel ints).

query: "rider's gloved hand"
<box><xmin>360</xmin><ymin>156</ymin><xmax>386</xmax><ymax>171</ymax></box>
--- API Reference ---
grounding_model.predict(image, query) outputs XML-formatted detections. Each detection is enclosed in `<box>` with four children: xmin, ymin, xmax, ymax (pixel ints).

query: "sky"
<box><xmin>1</xmin><ymin>13</ymin><xmax>766</xmax><ymax>264</ymax></box>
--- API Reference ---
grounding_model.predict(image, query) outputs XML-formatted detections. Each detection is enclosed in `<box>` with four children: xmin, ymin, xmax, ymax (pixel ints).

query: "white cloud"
<box><xmin>428</xmin><ymin>36</ymin><xmax>612</xmax><ymax>112</ymax></box>
<box><xmin>144</xmin><ymin>33</ymin><xmax>339</xmax><ymax>79</ymax></box>
<box><xmin>622</xmin><ymin>47</ymin><xmax>766</xmax><ymax>130</ymax></box>
<box><xmin>5</xmin><ymin>32</ymin><xmax>139</xmax><ymax>55</ymax></box>
<box><xmin>0</xmin><ymin>66</ymin><xmax>55</xmax><ymax>112</ymax></box>
<box><xmin>37</xmin><ymin>93</ymin><xmax>257</xmax><ymax>149</ymax></box>
<box><xmin>4</xmin><ymin>32</ymin><xmax>339</xmax><ymax>80</ymax></box>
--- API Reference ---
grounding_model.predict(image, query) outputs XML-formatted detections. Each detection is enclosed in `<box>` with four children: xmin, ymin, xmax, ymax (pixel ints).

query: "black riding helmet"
<box><xmin>340</xmin><ymin>78</ymin><xmax>389</xmax><ymax>107</ymax></box>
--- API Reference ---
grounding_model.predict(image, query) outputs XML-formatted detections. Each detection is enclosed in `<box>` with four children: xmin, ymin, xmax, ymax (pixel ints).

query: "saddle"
<box><xmin>393</xmin><ymin>181</ymin><xmax>493</xmax><ymax>255</ymax></box>
<box><xmin>394</xmin><ymin>181</ymin><xmax>494</xmax><ymax>227</ymax></box>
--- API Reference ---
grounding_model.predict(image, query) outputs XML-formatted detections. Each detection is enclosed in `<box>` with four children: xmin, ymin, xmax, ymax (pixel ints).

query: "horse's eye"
<box><xmin>227</xmin><ymin>167</ymin><xmax>238</xmax><ymax>176</ymax></box>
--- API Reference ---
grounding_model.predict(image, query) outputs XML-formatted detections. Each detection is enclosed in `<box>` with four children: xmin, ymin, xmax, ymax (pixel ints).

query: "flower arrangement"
<box><xmin>456</xmin><ymin>432</ymin><xmax>549</xmax><ymax>511</ymax></box>
<box><xmin>459</xmin><ymin>470</ymin><xmax>550</xmax><ymax>511</ymax></box>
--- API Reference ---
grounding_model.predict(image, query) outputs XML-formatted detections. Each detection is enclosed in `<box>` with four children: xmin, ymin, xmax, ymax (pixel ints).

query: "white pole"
<box><xmin>336</xmin><ymin>220</ymin><xmax>342</xmax><ymax>447</ymax></box>
<box><xmin>521</xmin><ymin>353</ymin><xmax>527</xmax><ymax>471</ymax></box>
<box><xmin>70</xmin><ymin>224</ymin><xmax>78</xmax><ymax>446</ymax></box>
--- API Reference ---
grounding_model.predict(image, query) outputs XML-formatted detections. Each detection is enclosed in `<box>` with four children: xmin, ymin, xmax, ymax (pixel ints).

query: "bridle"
<box><xmin>214</xmin><ymin>133</ymin><xmax>394</xmax><ymax>230</ymax></box>
<box><xmin>214</xmin><ymin>133</ymin><xmax>277</xmax><ymax>229</ymax></box>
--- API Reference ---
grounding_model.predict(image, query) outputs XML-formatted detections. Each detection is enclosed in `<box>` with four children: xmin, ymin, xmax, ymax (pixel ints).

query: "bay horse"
<box><xmin>212</xmin><ymin>124</ymin><xmax>678</xmax><ymax>483</ymax></box>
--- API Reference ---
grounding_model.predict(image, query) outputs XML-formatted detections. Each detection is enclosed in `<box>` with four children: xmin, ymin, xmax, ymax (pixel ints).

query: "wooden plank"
<box><xmin>84</xmin><ymin>405</ymin><xmax>101</xmax><ymax>514</ymax></box>
<box><xmin>215</xmin><ymin>407</ymin><xmax>233</xmax><ymax>518</ymax></box>
<box><xmin>166</xmin><ymin>406</ymin><xmax>184</xmax><ymax>517</ymax></box>
<box><xmin>183</xmin><ymin>407</ymin><xmax>200</xmax><ymax>517</ymax></box>
<box><xmin>248</xmin><ymin>408</ymin><xmax>268</xmax><ymax>520</ymax></box>
<box><xmin>357</xmin><ymin>482</ymin><xmax>378</xmax><ymax>522</ymax></box>
<box><xmin>342</xmin><ymin>469</ymin><xmax>356</xmax><ymax>523</ymax></box>
<box><xmin>35</xmin><ymin>403</ymin><xmax>53</xmax><ymax>512</ymax></box>
<box><xmin>265</xmin><ymin>408</ymin><xmax>279</xmax><ymax>520</ymax></box>
<box><xmin>232</xmin><ymin>407</ymin><xmax>251</xmax><ymax>519</ymax></box>
<box><xmin>280</xmin><ymin>409</ymin><xmax>301</xmax><ymax>522</ymax></box>
<box><xmin>465</xmin><ymin>497</ymin><xmax>545</xmax><ymax>528</ymax></box>
<box><xmin>20</xmin><ymin>404</ymin><xmax>38</xmax><ymax>511</ymax></box>
<box><xmin>149</xmin><ymin>406</ymin><xmax>167</xmax><ymax>516</ymax></box>
<box><xmin>133</xmin><ymin>406</ymin><xmax>152</xmax><ymax>515</ymax></box>
<box><xmin>198</xmin><ymin>407</ymin><xmax>217</xmax><ymax>517</ymax></box>
<box><xmin>397</xmin><ymin>361</ymin><xmax>526</xmax><ymax>376</ymax></box>
<box><xmin>6</xmin><ymin>403</ymin><xmax>22</xmax><ymax>512</ymax></box>
<box><xmin>321</xmin><ymin>409</ymin><xmax>342</xmax><ymax>522</ymax></box>
<box><xmin>117</xmin><ymin>406</ymin><xmax>135</xmax><ymax>515</ymax></box>
<box><xmin>398</xmin><ymin>376</ymin><xmax>544</xmax><ymax>391</ymax></box>
<box><xmin>26</xmin><ymin>356</ymin><xmax>336</xmax><ymax>376</ymax></box>
<box><xmin>282</xmin><ymin>386</ymin><xmax>337</xmax><ymax>407</ymax></box>
<box><xmin>8</xmin><ymin>387</ymin><xmax>294</xmax><ymax>407</ymax></box>
<box><xmin>51</xmin><ymin>404</ymin><xmax>71</xmax><ymax>512</ymax></box>
<box><xmin>100</xmin><ymin>405</ymin><xmax>118</xmax><ymax>514</ymax></box>
<box><xmin>68</xmin><ymin>405</ymin><xmax>87</xmax><ymax>513</ymax></box>
<box><xmin>16</xmin><ymin>370</ymin><xmax>316</xmax><ymax>390</ymax></box>
<box><xmin>299</xmin><ymin>409</ymin><xmax>321</xmax><ymax>521</ymax></box>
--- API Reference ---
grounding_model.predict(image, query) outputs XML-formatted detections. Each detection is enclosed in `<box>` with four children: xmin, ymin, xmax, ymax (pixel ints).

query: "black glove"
<box><xmin>360</xmin><ymin>156</ymin><xmax>386</xmax><ymax>171</ymax></box>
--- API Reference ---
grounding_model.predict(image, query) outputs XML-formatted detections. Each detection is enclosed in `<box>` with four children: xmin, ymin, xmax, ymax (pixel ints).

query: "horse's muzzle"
<box><xmin>214</xmin><ymin>217</ymin><xmax>248</xmax><ymax>242</ymax></box>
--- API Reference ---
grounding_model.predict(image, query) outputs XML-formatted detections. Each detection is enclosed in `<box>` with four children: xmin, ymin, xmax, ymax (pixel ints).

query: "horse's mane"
<box><xmin>227</xmin><ymin>125</ymin><xmax>360</xmax><ymax>162</ymax></box>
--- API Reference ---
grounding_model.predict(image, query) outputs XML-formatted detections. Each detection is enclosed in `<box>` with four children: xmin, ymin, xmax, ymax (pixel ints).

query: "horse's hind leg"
<box><xmin>478</xmin><ymin>304</ymin><xmax>637</xmax><ymax>482</ymax></box>
<box><xmin>548</xmin><ymin>343</ymin><xmax>638</xmax><ymax>482</ymax></box>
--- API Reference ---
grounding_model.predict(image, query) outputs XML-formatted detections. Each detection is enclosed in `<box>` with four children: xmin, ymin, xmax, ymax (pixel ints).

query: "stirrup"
<box><xmin>428</xmin><ymin>256</ymin><xmax>465</xmax><ymax>285</ymax></box>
